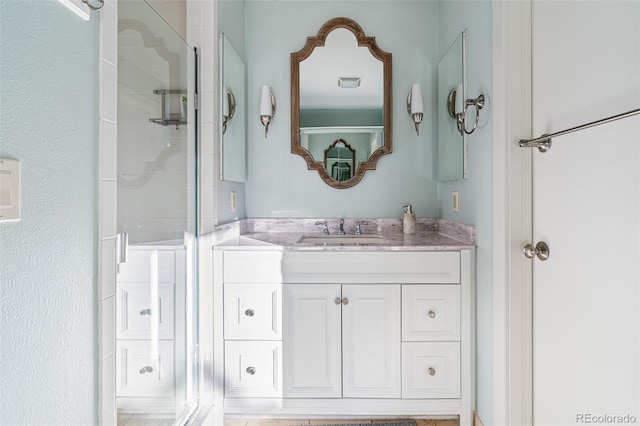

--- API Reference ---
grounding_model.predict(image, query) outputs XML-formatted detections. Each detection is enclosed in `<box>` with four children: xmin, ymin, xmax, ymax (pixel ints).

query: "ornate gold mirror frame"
<box><xmin>290</xmin><ymin>17</ymin><xmax>393</xmax><ymax>189</ymax></box>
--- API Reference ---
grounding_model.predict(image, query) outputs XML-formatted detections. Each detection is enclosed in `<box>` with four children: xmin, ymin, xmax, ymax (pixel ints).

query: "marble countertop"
<box><xmin>212</xmin><ymin>218</ymin><xmax>474</xmax><ymax>251</ymax></box>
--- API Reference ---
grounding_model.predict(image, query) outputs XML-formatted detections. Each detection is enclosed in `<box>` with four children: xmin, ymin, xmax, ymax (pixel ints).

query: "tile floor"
<box><xmin>224</xmin><ymin>420</ymin><xmax>459</xmax><ymax>426</ymax></box>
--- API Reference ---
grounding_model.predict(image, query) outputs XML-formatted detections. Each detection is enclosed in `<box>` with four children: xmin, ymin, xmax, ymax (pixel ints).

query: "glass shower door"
<box><xmin>115</xmin><ymin>0</ymin><xmax>198</xmax><ymax>424</ymax></box>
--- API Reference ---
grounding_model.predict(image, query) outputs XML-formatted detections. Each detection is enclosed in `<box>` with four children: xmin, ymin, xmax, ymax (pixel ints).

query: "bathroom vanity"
<box><xmin>211</xmin><ymin>219</ymin><xmax>475</xmax><ymax>425</ymax></box>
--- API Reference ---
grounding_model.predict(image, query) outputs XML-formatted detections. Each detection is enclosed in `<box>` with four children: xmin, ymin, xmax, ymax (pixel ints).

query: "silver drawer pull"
<box><xmin>335</xmin><ymin>297</ymin><xmax>342</xmax><ymax>305</ymax></box>
<box><xmin>428</xmin><ymin>310</ymin><xmax>436</xmax><ymax>319</ymax></box>
<box><xmin>244</xmin><ymin>309</ymin><xmax>255</xmax><ymax>317</ymax></box>
<box><xmin>139</xmin><ymin>308</ymin><xmax>152</xmax><ymax>316</ymax></box>
<box><xmin>246</xmin><ymin>366</ymin><xmax>256</xmax><ymax>375</ymax></box>
<box><xmin>428</xmin><ymin>367</ymin><xmax>436</xmax><ymax>376</ymax></box>
<box><xmin>342</xmin><ymin>297</ymin><xmax>349</xmax><ymax>305</ymax></box>
<box><xmin>139</xmin><ymin>366</ymin><xmax>153</xmax><ymax>374</ymax></box>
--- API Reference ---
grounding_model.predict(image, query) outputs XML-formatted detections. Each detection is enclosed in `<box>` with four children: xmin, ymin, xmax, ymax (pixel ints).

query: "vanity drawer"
<box><xmin>116</xmin><ymin>282</ymin><xmax>175</xmax><ymax>340</ymax></box>
<box><xmin>283</xmin><ymin>251</ymin><xmax>460</xmax><ymax>284</ymax></box>
<box><xmin>224</xmin><ymin>283</ymin><xmax>282</xmax><ymax>340</ymax></box>
<box><xmin>116</xmin><ymin>340</ymin><xmax>175</xmax><ymax>398</ymax></box>
<box><xmin>402</xmin><ymin>342</ymin><xmax>460</xmax><ymax>399</ymax></box>
<box><xmin>402</xmin><ymin>285</ymin><xmax>460</xmax><ymax>341</ymax></box>
<box><xmin>223</xmin><ymin>251</ymin><xmax>284</xmax><ymax>283</ymax></box>
<box><xmin>225</xmin><ymin>341</ymin><xmax>283</xmax><ymax>398</ymax></box>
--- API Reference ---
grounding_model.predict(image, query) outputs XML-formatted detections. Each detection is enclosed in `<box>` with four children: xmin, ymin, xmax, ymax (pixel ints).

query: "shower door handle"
<box><xmin>116</xmin><ymin>232</ymin><xmax>129</xmax><ymax>265</ymax></box>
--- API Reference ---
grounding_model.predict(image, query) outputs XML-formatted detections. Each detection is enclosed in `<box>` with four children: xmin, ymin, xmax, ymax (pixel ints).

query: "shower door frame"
<box><xmin>97</xmin><ymin>1</ymin><xmax>202</xmax><ymax>424</ymax></box>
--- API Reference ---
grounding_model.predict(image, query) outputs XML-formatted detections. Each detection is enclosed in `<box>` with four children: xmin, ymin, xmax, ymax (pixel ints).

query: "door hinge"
<box><xmin>193</xmin><ymin>93</ymin><xmax>200</xmax><ymax>111</ymax></box>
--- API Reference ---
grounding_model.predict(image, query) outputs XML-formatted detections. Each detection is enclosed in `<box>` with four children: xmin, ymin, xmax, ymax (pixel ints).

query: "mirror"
<box><xmin>219</xmin><ymin>33</ymin><xmax>246</xmax><ymax>182</ymax></box>
<box><xmin>438</xmin><ymin>32</ymin><xmax>467</xmax><ymax>181</ymax></box>
<box><xmin>291</xmin><ymin>17</ymin><xmax>392</xmax><ymax>189</ymax></box>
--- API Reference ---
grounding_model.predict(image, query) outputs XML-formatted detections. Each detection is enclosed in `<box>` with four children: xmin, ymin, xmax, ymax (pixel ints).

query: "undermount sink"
<box><xmin>297</xmin><ymin>235</ymin><xmax>386</xmax><ymax>245</ymax></box>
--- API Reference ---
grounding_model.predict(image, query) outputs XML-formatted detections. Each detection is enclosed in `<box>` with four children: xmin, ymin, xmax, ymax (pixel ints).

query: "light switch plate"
<box><xmin>0</xmin><ymin>158</ymin><xmax>21</xmax><ymax>222</ymax></box>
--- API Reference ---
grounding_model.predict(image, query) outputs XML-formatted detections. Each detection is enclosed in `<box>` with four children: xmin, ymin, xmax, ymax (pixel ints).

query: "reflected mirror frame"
<box><xmin>290</xmin><ymin>17</ymin><xmax>392</xmax><ymax>189</ymax></box>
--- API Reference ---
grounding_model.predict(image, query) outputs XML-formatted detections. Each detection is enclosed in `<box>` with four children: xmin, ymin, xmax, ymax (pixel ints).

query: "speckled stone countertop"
<box><xmin>212</xmin><ymin>218</ymin><xmax>474</xmax><ymax>251</ymax></box>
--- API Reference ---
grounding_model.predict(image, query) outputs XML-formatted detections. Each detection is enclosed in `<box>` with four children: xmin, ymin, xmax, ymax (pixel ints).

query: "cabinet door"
<box><xmin>283</xmin><ymin>284</ymin><xmax>341</xmax><ymax>397</ymax></box>
<box><xmin>342</xmin><ymin>284</ymin><xmax>401</xmax><ymax>398</ymax></box>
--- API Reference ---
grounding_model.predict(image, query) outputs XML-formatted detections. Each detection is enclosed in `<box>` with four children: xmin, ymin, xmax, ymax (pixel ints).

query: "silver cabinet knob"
<box><xmin>428</xmin><ymin>367</ymin><xmax>436</xmax><ymax>376</ymax></box>
<box><xmin>335</xmin><ymin>297</ymin><xmax>342</xmax><ymax>305</ymax></box>
<box><xmin>244</xmin><ymin>309</ymin><xmax>255</xmax><ymax>317</ymax></box>
<box><xmin>246</xmin><ymin>366</ymin><xmax>256</xmax><ymax>375</ymax></box>
<box><xmin>342</xmin><ymin>298</ymin><xmax>349</xmax><ymax>305</ymax></box>
<box><xmin>139</xmin><ymin>308</ymin><xmax>151</xmax><ymax>316</ymax></box>
<box><xmin>428</xmin><ymin>310</ymin><xmax>436</xmax><ymax>319</ymax></box>
<box><xmin>523</xmin><ymin>241</ymin><xmax>550</xmax><ymax>261</ymax></box>
<box><xmin>139</xmin><ymin>366</ymin><xmax>153</xmax><ymax>374</ymax></box>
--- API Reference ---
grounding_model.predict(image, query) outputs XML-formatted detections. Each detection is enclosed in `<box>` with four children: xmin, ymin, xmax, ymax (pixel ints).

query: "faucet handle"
<box><xmin>354</xmin><ymin>220</ymin><xmax>368</xmax><ymax>235</ymax></box>
<box><xmin>315</xmin><ymin>220</ymin><xmax>330</xmax><ymax>235</ymax></box>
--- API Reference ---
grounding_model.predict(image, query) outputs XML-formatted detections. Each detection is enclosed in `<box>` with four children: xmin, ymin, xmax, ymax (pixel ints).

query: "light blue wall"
<box><xmin>437</xmin><ymin>1</ymin><xmax>493</xmax><ymax>424</ymax></box>
<box><xmin>217</xmin><ymin>0</ymin><xmax>247</xmax><ymax>223</ymax></box>
<box><xmin>244</xmin><ymin>1</ymin><xmax>438</xmax><ymax>219</ymax></box>
<box><xmin>0</xmin><ymin>1</ymin><xmax>98</xmax><ymax>424</ymax></box>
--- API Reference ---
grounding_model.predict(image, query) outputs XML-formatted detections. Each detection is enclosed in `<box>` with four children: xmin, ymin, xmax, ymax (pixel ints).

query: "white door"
<box><xmin>531</xmin><ymin>2</ymin><xmax>640</xmax><ymax>425</ymax></box>
<box><xmin>283</xmin><ymin>284</ymin><xmax>342</xmax><ymax>397</ymax></box>
<box><xmin>342</xmin><ymin>284</ymin><xmax>401</xmax><ymax>398</ymax></box>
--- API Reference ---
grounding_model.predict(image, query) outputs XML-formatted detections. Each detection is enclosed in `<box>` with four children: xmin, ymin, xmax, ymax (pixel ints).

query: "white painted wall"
<box><xmin>0</xmin><ymin>1</ymin><xmax>98</xmax><ymax>424</ymax></box>
<box><xmin>532</xmin><ymin>2</ymin><xmax>640</xmax><ymax>424</ymax></box>
<box><xmin>244</xmin><ymin>1</ymin><xmax>439</xmax><ymax>219</ymax></box>
<box><xmin>436</xmin><ymin>1</ymin><xmax>493</xmax><ymax>423</ymax></box>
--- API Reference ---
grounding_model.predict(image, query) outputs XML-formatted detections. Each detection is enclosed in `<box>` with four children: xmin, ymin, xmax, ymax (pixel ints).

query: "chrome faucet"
<box><xmin>315</xmin><ymin>220</ymin><xmax>330</xmax><ymax>235</ymax></box>
<box><xmin>338</xmin><ymin>218</ymin><xmax>346</xmax><ymax>235</ymax></box>
<box><xmin>354</xmin><ymin>220</ymin><xmax>368</xmax><ymax>235</ymax></box>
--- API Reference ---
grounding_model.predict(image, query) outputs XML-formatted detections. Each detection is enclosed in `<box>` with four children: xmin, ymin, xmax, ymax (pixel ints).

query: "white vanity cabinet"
<box><xmin>284</xmin><ymin>284</ymin><xmax>401</xmax><ymax>399</ymax></box>
<box><xmin>213</xmin><ymin>248</ymin><xmax>474</xmax><ymax>425</ymax></box>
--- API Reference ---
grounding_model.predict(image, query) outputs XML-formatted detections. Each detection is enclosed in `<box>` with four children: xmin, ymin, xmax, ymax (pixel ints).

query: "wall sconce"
<box><xmin>406</xmin><ymin>83</ymin><xmax>424</xmax><ymax>136</ymax></box>
<box><xmin>448</xmin><ymin>83</ymin><xmax>485</xmax><ymax>135</ymax></box>
<box><xmin>259</xmin><ymin>85</ymin><xmax>276</xmax><ymax>138</ymax></box>
<box><xmin>222</xmin><ymin>86</ymin><xmax>236</xmax><ymax>135</ymax></box>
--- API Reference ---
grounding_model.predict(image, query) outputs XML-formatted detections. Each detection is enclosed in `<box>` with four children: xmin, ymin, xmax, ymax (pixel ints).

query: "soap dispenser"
<box><xmin>403</xmin><ymin>204</ymin><xmax>416</xmax><ymax>234</ymax></box>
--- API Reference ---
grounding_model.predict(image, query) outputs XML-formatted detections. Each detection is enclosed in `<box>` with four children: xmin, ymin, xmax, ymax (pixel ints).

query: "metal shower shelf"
<box><xmin>150</xmin><ymin>89</ymin><xmax>187</xmax><ymax>129</ymax></box>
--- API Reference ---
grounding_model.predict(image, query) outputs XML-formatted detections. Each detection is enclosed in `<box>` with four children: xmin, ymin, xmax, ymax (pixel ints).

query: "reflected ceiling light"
<box><xmin>259</xmin><ymin>85</ymin><xmax>276</xmax><ymax>138</ymax></box>
<box><xmin>407</xmin><ymin>83</ymin><xmax>424</xmax><ymax>136</ymax></box>
<box><xmin>337</xmin><ymin>77</ymin><xmax>362</xmax><ymax>89</ymax></box>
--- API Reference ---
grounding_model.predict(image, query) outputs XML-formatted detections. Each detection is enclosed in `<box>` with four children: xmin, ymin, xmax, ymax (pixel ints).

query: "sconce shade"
<box><xmin>260</xmin><ymin>85</ymin><xmax>273</xmax><ymax>116</ymax></box>
<box><xmin>410</xmin><ymin>83</ymin><xmax>424</xmax><ymax>114</ymax></box>
<box><xmin>455</xmin><ymin>83</ymin><xmax>464</xmax><ymax>114</ymax></box>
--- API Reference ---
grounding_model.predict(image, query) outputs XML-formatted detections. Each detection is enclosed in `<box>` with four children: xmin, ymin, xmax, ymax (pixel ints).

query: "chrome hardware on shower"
<box><xmin>523</xmin><ymin>241</ymin><xmax>550</xmax><ymax>261</ymax></box>
<box><xmin>116</xmin><ymin>232</ymin><xmax>129</xmax><ymax>267</ymax></box>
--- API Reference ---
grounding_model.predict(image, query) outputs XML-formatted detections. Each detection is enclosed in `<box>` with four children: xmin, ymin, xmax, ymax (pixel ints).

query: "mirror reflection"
<box><xmin>219</xmin><ymin>33</ymin><xmax>246</xmax><ymax>183</ymax></box>
<box><xmin>438</xmin><ymin>31</ymin><xmax>467</xmax><ymax>181</ymax></box>
<box><xmin>291</xmin><ymin>17</ymin><xmax>392</xmax><ymax>189</ymax></box>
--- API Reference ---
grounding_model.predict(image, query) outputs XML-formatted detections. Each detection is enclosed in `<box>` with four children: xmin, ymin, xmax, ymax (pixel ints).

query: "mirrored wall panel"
<box><xmin>438</xmin><ymin>31</ymin><xmax>467</xmax><ymax>181</ymax></box>
<box><xmin>219</xmin><ymin>33</ymin><xmax>246</xmax><ymax>183</ymax></box>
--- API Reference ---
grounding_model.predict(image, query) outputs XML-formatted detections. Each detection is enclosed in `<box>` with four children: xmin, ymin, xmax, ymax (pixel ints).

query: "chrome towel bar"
<box><xmin>519</xmin><ymin>107</ymin><xmax>640</xmax><ymax>152</ymax></box>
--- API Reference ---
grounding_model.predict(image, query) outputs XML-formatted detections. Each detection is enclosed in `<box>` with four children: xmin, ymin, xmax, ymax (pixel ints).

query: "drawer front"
<box><xmin>402</xmin><ymin>342</ymin><xmax>460</xmax><ymax>399</ymax></box>
<box><xmin>402</xmin><ymin>285</ymin><xmax>460</xmax><ymax>341</ymax></box>
<box><xmin>116</xmin><ymin>340</ymin><xmax>175</xmax><ymax>398</ymax></box>
<box><xmin>223</xmin><ymin>251</ymin><xmax>283</xmax><ymax>283</ymax></box>
<box><xmin>116</xmin><ymin>282</ymin><xmax>175</xmax><ymax>340</ymax></box>
<box><xmin>224</xmin><ymin>284</ymin><xmax>282</xmax><ymax>340</ymax></box>
<box><xmin>117</xmin><ymin>250</ymin><xmax>177</xmax><ymax>283</ymax></box>
<box><xmin>283</xmin><ymin>251</ymin><xmax>460</xmax><ymax>284</ymax></box>
<box><xmin>225</xmin><ymin>341</ymin><xmax>283</xmax><ymax>398</ymax></box>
